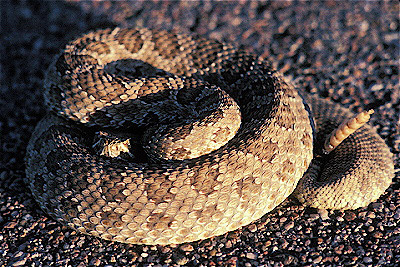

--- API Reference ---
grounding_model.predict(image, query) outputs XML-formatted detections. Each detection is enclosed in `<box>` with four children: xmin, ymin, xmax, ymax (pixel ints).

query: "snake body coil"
<box><xmin>25</xmin><ymin>28</ymin><xmax>394</xmax><ymax>245</ymax></box>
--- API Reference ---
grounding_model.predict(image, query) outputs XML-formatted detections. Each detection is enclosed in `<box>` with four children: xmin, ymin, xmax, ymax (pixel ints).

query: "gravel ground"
<box><xmin>1</xmin><ymin>1</ymin><xmax>399</xmax><ymax>266</ymax></box>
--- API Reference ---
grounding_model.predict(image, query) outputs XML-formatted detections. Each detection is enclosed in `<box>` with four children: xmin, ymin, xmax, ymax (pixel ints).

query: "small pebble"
<box><xmin>180</xmin><ymin>244</ymin><xmax>194</xmax><ymax>252</ymax></box>
<box><xmin>248</xmin><ymin>224</ymin><xmax>257</xmax><ymax>232</ymax></box>
<box><xmin>371</xmin><ymin>203</ymin><xmax>383</xmax><ymax>212</ymax></box>
<box><xmin>11</xmin><ymin>259</ymin><xmax>27</xmax><ymax>267</ymax></box>
<box><xmin>318</xmin><ymin>209</ymin><xmax>330</xmax><ymax>220</ymax></box>
<box><xmin>363</xmin><ymin>257</ymin><xmax>373</xmax><ymax>264</ymax></box>
<box><xmin>284</xmin><ymin>221</ymin><xmax>295</xmax><ymax>230</ymax></box>
<box><xmin>344</xmin><ymin>211</ymin><xmax>356</xmax><ymax>221</ymax></box>
<box><xmin>246</xmin><ymin>252</ymin><xmax>257</xmax><ymax>260</ymax></box>
<box><xmin>313</xmin><ymin>256</ymin><xmax>322</xmax><ymax>264</ymax></box>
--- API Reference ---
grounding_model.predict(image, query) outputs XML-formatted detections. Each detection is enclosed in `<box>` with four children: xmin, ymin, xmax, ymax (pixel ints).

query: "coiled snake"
<box><xmin>25</xmin><ymin>28</ymin><xmax>394</xmax><ymax>245</ymax></box>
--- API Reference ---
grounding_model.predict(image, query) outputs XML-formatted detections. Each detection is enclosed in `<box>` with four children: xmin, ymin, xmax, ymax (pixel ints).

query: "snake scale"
<box><xmin>25</xmin><ymin>28</ymin><xmax>394</xmax><ymax>245</ymax></box>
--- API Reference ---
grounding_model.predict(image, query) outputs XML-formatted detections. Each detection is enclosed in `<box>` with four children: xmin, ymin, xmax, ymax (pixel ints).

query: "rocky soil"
<box><xmin>1</xmin><ymin>1</ymin><xmax>398</xmax><ymax>266</ymax></box>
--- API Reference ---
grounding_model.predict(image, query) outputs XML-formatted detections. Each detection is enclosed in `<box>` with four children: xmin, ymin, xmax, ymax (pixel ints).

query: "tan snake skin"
<box><xmin>25</xmin><ymin>28</ymin><xmax>394</xmax><ymax>245</ymax></box>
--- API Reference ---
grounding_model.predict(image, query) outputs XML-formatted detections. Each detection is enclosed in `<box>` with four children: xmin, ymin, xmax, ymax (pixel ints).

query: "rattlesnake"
<box><xmin>25</xmin><ymin>28</ymin><xmax>394</xmax><ymax>245</ymax></box>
